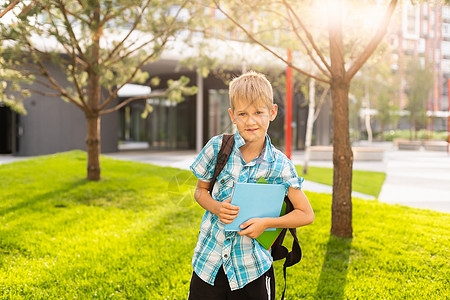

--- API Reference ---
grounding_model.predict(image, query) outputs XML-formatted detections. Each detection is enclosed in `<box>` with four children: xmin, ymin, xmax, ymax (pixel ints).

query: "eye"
<box><xmin>256</xmin><ymin>111</ymin><xmax>263</xmax><ymax>115</ymax></box>
<box><xmin>238</xmin><ymin>113</ymin><xmax>246</xmax><ymax>117</ymax></box>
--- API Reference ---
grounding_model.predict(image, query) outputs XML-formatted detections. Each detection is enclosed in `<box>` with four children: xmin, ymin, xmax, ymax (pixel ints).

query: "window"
<box><xmin>422</xmin><ymin>3</ymin><xmax>428</xmax><ymax>16</ymax></box>
<box><xmin>407</xmin><ymin>3</ymin><xmax>416</xmax><ymax>17</ymax></box>
<box><xmin>208</xmin><ymin>90</ymin><xmax>234</xmax><ymax>137</ymax></box>
<box><xmin>441</xmin><ymin>60</ymin><xmax>450</xmax><ymax>74</ymax></box>
<box><xmin>443</xmin><ymin>6</ymin><xmax>450</xmax><ymax>19</ymax></box>
<box><xmin>443</xmin><ymin>24</ymin><xmax>450</xmax><ymax>37</ymax></box>
<box><xmin>422</xmin><ymin>20</ymin><xmax>428</xmax><ymax>34</ymax></box>
<box><xmin>418</xmin><ymin>38</ymin><xmax>425</xmax><ymax>54</ymax></box>
<box><xmin>407</xmin><ymin>16</ymin><xmax>416</xmax><ymax>35</ymax></box>
<box><xmin>442</xmin><ymin>41</ymin><xmax>450</xmax><ymax>56</ymax></box>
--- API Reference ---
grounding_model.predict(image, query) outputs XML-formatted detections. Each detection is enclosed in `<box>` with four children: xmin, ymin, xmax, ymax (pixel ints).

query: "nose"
<box><xmin>247</xmin><ymin>115</ymin><xmax>257</xmax><ymax>125</ymax></box>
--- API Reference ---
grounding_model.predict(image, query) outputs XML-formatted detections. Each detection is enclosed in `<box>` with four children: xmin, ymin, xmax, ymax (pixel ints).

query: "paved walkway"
<box><xmin>2</xmin><ymin>143</ymin><xmax>449</xmax><ymax>213</ymax></box>
<box><xmin>377</xmin><ymin>150</ymin><xmax>450</xmax><ymax>213</ymax></box>
<box><xmin>103</xmin><ymin>144</ymin><xmax>450</xmax><ymax>213</ymax></box>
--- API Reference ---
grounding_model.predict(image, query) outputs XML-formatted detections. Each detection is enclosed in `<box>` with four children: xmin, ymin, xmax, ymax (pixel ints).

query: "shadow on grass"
<box><xmin>0</xmin><ymin>179</ymin><xmax>89</xmax><ymax>216</ymax></box>
<box><xmin>316</xmin><ymin>235</ymin><xmax>352</xmax><ymax>299</ymax></box>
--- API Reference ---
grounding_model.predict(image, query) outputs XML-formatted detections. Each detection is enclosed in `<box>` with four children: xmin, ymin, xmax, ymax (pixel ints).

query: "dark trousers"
<box><xmin>188</xmin><ymin>266</ymin><xmax>275</xmax><ymax>300</ymax></box>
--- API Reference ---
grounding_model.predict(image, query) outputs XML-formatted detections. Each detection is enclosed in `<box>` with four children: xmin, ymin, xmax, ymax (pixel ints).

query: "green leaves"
<box><xmin>0</xmin><ymin>46</ymin><xmax>33</xmax><ymax>114</ymax></box>
<box><xmin>404</xmin><ymin>57</ymin><xmax>433</xmax><ymax>134</ymax></box>
<box><xmin>166</xmin><ymin>75</ymin><xmax>197</xmax><ymax>103</ymax></box>
<box><xmin>1</xmin><ymin>0</ymin><xmax>199</xmax><ymax>116</ymax></box>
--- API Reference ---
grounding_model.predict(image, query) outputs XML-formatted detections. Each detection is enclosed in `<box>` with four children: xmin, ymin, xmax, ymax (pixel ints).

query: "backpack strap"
<box><xmin>208</xmin><ymin>134</ymin><xmax>235</xmax><ymax>194</ymax></box>
<box><xmin>271</xmin><ymin>196</ymin><xmax>302</xmax><ymax>300</ymax></box>
<box><xmin>279</xmin><ymin>228</ymin><xmax>302</xmax><ymax>299</ymax></box>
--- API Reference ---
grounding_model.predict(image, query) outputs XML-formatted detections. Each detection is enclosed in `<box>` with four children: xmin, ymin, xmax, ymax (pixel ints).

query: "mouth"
<box><xmin>245</xmin><ymin>128</ymin><xmax>259</xmax><ymax>132</ymax></box>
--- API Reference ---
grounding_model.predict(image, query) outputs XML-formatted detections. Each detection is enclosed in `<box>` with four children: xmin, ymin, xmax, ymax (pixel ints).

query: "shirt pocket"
<box><xmin>213</xmin><ymin>171</ymin><xmax>236</xmax><ymax>201</ymax></box>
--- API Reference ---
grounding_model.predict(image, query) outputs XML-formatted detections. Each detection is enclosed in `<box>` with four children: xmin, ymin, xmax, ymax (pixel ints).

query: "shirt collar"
<box><xmin>233</xmin><ymin>131</ymin><xmax>275</xmax><ymax>163</ymax></box>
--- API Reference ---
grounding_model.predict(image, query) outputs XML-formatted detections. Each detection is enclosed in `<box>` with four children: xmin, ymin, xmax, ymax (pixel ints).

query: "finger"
<box><xmin>237</xmin><ymin>229</ymin><xmax>245</xmax><ymax>236</ymax></box>
<box><xmin>239</xmin><ymin>219</ymin><xmax>254</xmax><ymax>230</ymax></box>
<box><xmin>223</xmin><ymin>208</ymin><xmax>239</xmax><ymax>216</ymax></box>
<box><xmin>221</xmin><ymin>212</ymin><xmax>239</xmax><ymax>221</ymax></box>
<box><xmin>224</xmin><ymin>214</ymin><xmax>239</xmax><ymax>222</ymax></box>
<box><xmin>223</xmin><ymin>198</ymin><xmax>240</xmax><ymax>209</ymax></box>
<box><xmin>223</xmin><ymin>202</ymin><xmax>240</xmax><ymax>211</ymax></box>
<box><xmin>237</xmin><ymin>227</ymin><xmax>251</xmax><ymax>236</ymax></box>
<box><xmin>221</xmin><ymin>218</ymin><xmax>233</xmax><ymax>224</ymax></box>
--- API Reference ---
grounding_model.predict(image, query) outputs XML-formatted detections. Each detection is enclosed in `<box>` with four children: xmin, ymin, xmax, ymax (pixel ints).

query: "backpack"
<box><xmin>208</xmin><ymin>134</ymin><xmax>302</xmax><ymax>299</ymax></box>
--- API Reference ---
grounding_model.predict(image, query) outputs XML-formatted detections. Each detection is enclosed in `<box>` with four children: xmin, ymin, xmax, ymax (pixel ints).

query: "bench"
<box><xmin>309</xmin><ymin>146</ymin><xmax>384</xmax><ymax>161</ymax></box>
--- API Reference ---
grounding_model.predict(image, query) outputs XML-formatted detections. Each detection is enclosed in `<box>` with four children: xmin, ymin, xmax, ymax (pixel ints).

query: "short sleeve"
<box><xmin>189</xmin><ymin>135</ymin><xmax>222</xmax><ymax>182</ymax></box>
<box><xmin>282</xmin><ymin>160</ymin><xmax>304</xmax><ymax>190</ymax></box>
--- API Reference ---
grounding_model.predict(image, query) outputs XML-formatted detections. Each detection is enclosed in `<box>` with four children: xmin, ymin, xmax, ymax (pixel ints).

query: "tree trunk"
<box><xmin>303</xmin><ymin>78</ymin><xmax>315</xmax><ymax>175</ymax></box>
<box><xmin>329</xmin><ymin>0</ymin><xmax>353</xmax><ymax>238</ymax></box>
<box><xmin>85</xmin><ymin>64</ymin><xmax>101</xmax><ymax>181</ymax></box>
<box><xmin>330</xmin><ymin>79</ymin><xmax>353</xmax><ymax>238</ymax></box>
<box><xmin>86</xmin><ymin>1</ymin><xmax>102</xmax><ymax>181</ymax></box>
<box><xmin>365</xmin><ymin>107</ymin><xmax>372</xmax><ymax>143</ymax></box>
<box><xmin>86</xmin><ymin>114</ymin><xmax>101</xmax><ymax>181</ymax></box>
<box><xmin>364</xmin><ymin>87</ymin><xmax>372</xmax><ymax>143</ymax></box>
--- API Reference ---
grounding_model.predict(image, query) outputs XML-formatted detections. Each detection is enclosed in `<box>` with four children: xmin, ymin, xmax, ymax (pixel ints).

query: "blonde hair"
<box><xmin>229</xmin><ymin>71</ymin><xmax>274</xmax><ymax>112</ymax></box>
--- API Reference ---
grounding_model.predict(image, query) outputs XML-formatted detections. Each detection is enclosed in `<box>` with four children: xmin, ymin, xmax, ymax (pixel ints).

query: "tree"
<box><xmin>303</xmin><ymin>79</ymin><xmax>329</xmax><ymax>174</ymax></box>
<box><xmin>350</xmin><ymin>43</ymin><xmax>399</xmax><ymax>141</ymax></box>
<box><xmin>404</xmin><ymin>58</ymin><xmax>433</xmax><ymax>139</ymax></box>
<box><xmin>212</xmin><ymin>0</ymin><xmax>398</xmax><ymax>237</ymax></box>
<box><xmin>1</xmin><ymin>0</ymin><xmax>196</xmax><ymax>180</ymax></box>
<box><xmin>0</xmin><ymin>0</ymin><xmax>20</xmax><ymax>19</ymax></box>
<box><xmin>0</xmin><ymin>0</ymin><xmax>36</xmax><ymax>113</ymax></box>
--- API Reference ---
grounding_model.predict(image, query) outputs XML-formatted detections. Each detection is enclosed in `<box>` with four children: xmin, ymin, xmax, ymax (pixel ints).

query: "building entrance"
<box><xmin>119</xmin><ymin>96</ymin><xmax>195</xmax><ymax>150</ymax></box>
<box><xmin>0</xmin><ymin>106</ymin><xmax>14</xmax><ymax>154</ymax></box>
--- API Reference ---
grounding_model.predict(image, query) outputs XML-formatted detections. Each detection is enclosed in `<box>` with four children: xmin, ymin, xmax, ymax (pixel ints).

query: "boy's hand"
<box><xmin>215</xmin><ymin>198</ymin><xmax>239</xmax><ymax>224</ymax></box>
<box><xmin>237</xmin><ymin>218</ymin><xmax>268</xmax><ymax>239</ymax></box>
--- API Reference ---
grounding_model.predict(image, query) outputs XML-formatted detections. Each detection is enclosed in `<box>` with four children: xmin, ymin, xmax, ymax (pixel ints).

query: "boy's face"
<box><xmin>228</xmin><ymin>99</ymin><xmax>278</xmax><ymax>145</ymax></box>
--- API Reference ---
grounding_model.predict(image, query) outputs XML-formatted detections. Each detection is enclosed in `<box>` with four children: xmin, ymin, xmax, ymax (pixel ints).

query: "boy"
<box><xmin>188</xmin><ymin>71</ymin><xmax>314</xmax><ymax>300</ymax></box>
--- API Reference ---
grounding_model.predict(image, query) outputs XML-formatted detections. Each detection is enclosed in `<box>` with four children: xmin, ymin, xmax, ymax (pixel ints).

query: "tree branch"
<box><xmin>99</xmin><ymin>0</ymin><xmax>190</xmax><ymax>112</ymax></box>
<box><xmin>285</xmin><ymin>6</ymin><xmax>331</xmax><ymax>78</ymax></box>
<box><xmin>282</xmin><ymin>0</ymin><xmax>332</xmax><ymax>74</ymax></box>
<box><xmin>0</xmin><ymin>0</ymin><xmax>20</xmax><ymax>19</ymax></box>
<box><xmin>28</xmin><ymin>89</ymin><xmax>63</xmax><ymax>98</ymax></box>
<box><xmin>69</xmin><ymin>43</ymin><xmax>92</xmax><ymax>113</ymax></box>
<box><xmin>99</xmin><ymin>91</ymin><xmax>169</xmax><ymax>115</ymax></box>
<box><xmin>214</xmin><ymin>1</ymin><xmax>330</xmax><ymax>84</ymax></box>
<box><xmin>59</xmin><ymin>5</ymin><xmax>90</xmax><ymax>25</ymax></box>
<box><xmin>98</xmin><ymin>40</ymin><xmax>165</xmax><ymax>112</ymax></box>
<box><xmin>33</xmin><ymin>78</ymin><xmax>62</xmax><ymax>91</ymax></box>
<box><xmin>47</xmin><ymin>5</ymin><xmax>90</xmax><ymax>111</ymax></box>
<box><xmin>346</xmin><ymin>0</ymin><xmax>398</xmax><ymax>80</ymax></box>
<box><xmin>314</xmin><ymin>85</ymin><xmax>330</xmax><ymax>122</ymax></box>
<box><xmin>103</xmin><ymin>0</ymin><xmax>153</xmax><ymax>64</ymax></box>
<box><xmin>56</xmin><ymin>0</ymin><xmax>92</xmax><ymax>70</ymax></box>
<box><xmin>107</xmin><ymin>36</ymin><xmax>159</xmax><ymax>65</ymax></box>
<box><xmin>24</xmin><ymin>38</ymin><xmax>85</xmax><ymax>111</ymax></box>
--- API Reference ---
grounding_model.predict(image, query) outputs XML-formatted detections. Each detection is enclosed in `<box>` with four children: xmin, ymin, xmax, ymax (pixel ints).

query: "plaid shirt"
<box><xmin>190</xmin><ymin>132</ymin><xmax>303</xmax><ymax>291</ymax></box>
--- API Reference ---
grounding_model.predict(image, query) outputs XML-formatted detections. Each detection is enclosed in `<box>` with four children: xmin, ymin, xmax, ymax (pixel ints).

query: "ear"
<box><xmin>228</xmin><ymin>108</ymin><xmax>236</xmax><ymax>124</ymax></box>
<box><xmin>269</xmin><ymin>104</ymin><xmax>278</xmax><ymax>121</ymax></box>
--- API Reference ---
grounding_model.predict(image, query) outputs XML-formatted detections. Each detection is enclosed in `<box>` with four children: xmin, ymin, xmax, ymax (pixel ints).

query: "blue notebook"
<box><xmin>224</xmin><ymin>182</ymin><xmax>285</xmax><ymax>232</ymax></box>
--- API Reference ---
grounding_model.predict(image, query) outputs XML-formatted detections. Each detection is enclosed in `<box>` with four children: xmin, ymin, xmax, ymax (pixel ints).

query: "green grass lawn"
<box><xmin>0</xmin><ymin>151</ymin><xmax>448</xmax><ymax>299</ymax></box>
<box><xmin>296</xmin><ymin>165</ymin><xmax>386</xmax><ymax>197</ymax></box>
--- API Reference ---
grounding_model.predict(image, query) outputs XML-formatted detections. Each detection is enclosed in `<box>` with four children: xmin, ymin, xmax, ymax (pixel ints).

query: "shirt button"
<box><xmin>226</xmin><ymin>238</ymin><xmax>230</xmax><ymax>242</ymax></box>
<box><xmin>224</xmin><ymin>254</ymin><xmax>228</xmax><ymax>258</ymax></box>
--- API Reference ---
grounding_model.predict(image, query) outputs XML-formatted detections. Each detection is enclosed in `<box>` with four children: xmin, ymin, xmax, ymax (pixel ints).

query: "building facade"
<box><xmin>0</xmin><ymin>56</ymin><xmax>332</xmax><ymax>156</ymax></box>
<box><xmin>389</xmin><ymin>1</ymin><xmax>450</xmax><ymax>131</ymax></box>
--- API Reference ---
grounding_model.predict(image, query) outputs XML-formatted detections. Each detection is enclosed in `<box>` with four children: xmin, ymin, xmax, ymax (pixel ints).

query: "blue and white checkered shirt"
<box><xmin>190</xmin><ymin>132</ymin><xmax>304</xmax><ymax>291</ymax></box>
